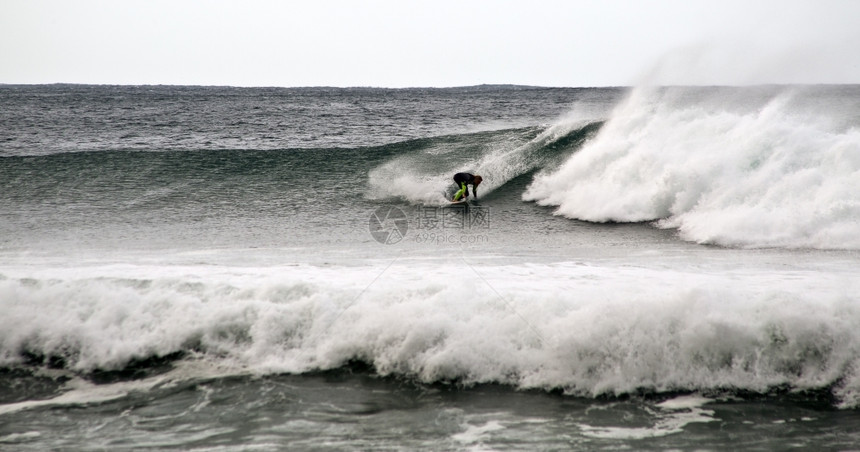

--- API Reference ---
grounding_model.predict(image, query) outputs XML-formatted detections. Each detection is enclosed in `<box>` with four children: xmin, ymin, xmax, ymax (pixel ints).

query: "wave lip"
<box><xmin>524</xmin><ymin>86</ymin><xmax>860</xmax><ymax>250</ymax></box>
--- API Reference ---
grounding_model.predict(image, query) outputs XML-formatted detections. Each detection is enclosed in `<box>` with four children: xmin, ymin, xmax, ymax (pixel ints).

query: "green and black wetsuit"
<box><xmin>453</xmin><ymin>173</ymin><xmax>478</xmax><ymax>201</ymax></box>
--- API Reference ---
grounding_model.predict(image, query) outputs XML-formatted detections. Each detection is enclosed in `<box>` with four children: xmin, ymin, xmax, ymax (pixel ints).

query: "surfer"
<box><xmin>452</xmin><ymin>173</ymin><xmax>482</xmax><ymax>201</ymax></box>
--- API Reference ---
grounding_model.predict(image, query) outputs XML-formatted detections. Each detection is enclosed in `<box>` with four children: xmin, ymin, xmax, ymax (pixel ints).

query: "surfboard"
<box><xmin>449</xmin><ymin>198</ymin><xmax>468</xmax><ymax>205</ymax></box>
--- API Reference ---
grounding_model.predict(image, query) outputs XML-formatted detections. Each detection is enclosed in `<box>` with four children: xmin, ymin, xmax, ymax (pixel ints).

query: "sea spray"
<box><xmin>524</xmin><ymin>86</ymin><xmax>860</xmax><ymax>249</ymax></box>
<box><xmin>366</xmin><ymin>123</ymin><xmax>600</xmax><ymax>205</ymax></box>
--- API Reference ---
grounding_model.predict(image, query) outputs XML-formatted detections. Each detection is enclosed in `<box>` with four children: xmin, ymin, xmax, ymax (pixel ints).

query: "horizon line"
<box><xmin>2</xmin><ymin>82</ymin><xmax>858</xmax><ymax>90</ymax></box>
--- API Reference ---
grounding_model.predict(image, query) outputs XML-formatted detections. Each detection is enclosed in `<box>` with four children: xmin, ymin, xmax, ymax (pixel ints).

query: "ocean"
<box><xmin>1</xmin><ymin>84</ymin><xmax>859</xmax><ymax>450</ymax></box>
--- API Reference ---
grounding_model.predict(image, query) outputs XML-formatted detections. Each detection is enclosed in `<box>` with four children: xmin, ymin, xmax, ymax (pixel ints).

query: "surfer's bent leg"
<box><xmin>454</xmin><ymin>182</ymin><xmax>467</xmax><ymax>201</ymax></box>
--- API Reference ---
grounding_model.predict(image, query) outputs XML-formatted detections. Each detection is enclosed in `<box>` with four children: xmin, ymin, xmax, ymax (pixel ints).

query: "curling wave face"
<box><xmin>366</xmin><ymin>122</ymin><xmax>603</xmax><ymax>205</ymax></box>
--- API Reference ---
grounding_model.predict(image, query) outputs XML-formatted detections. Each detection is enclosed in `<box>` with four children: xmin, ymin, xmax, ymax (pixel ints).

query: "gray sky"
<box><xmin>2</xmin><ymin>0</ymin><xmax>858</xmax><ymax>87</ymax></box>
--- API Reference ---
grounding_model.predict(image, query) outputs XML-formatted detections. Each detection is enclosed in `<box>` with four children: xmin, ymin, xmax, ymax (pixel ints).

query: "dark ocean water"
<box><xmin>1</xmin><ymin>84</ymin><xmax>859</xmax><ymax>450</ymax></box>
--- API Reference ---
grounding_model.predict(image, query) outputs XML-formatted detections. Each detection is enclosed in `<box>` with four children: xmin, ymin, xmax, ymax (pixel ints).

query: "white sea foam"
<box><xmin>0</xmin><ymin>431</ymin><xmax>42</xmax><ymax>443</ymax></box>
<box><xmin>1</xmin><ymin>259</ymin><xmax>859</xmax><ymax>406</ymax></box>
<box><xmin>524</xmin><ymin>87</ymin><xmax>860</xmax><ymax>249</ymax></box>
<box><xmin>576</xmin><ymin>396</ymin><xmax>716</xmax><ymax>440</ymax></box>
<box><xmin>0</xmin><ymin>377</ymin><xmax>142</xmax><ymax>416</ymax></box>
<box><xmin>451</xmin><ymin>420</ymin><xmax>506</xmax><ymax>444</ymax></box>
<box><xmin>0</xmin><ymin>357</ymin><xmax>242</xmax><ymax>416</ymax></box>
<box><xmin>655</xmin><ymin>394</ymin><xmax>713</xmax><ymax>410</ymax></box>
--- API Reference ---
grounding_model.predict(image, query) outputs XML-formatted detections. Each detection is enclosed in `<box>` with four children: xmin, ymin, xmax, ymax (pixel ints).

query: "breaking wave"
<box><xmin>2</xmin><ymin>260</ymin><xmax>859</xmax><ymax>408</ymax></box>
<box><xmin>524</xmin><ymin>86</ymin><xmax>860</xmax><ymax>250</ymax></box>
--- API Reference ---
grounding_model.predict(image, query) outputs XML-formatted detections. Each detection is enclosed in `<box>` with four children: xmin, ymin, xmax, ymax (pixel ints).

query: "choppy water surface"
<box><xmin>1</xmin><ymin>84</ymin><xmax>859</xmax><ymax>450</ymax></box>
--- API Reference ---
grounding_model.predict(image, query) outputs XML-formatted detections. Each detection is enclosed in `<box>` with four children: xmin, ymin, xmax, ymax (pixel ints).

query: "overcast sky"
<box><xmin>1</xmin><ymin>0</ymin><xmax>858</xmax><ymax>87</ymax></box>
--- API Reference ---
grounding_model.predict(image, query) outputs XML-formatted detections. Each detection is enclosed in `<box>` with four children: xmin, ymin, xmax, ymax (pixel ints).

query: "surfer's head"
<box><xmin>474</xmin><ymin>175</ymin><xmax>483</xmax><ymax>186</ymax></box>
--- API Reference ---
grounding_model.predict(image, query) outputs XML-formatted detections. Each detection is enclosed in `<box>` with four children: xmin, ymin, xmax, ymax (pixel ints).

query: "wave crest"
<box><xmin>2</xmin><ymin>262</ymin><xmax>859</xmax><ymax>407</ymax></box>
<box><xmin>524</xmin><ymin>86</ymin><xmax>860</xmax><ymax>249</ymax></box>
